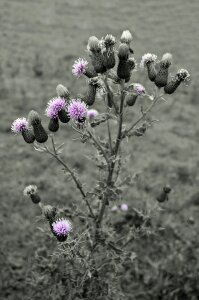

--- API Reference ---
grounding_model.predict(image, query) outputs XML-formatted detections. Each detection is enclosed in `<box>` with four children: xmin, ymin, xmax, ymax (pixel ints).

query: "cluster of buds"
<box><xmin>156</xmin><ymin>185</ymin><xmax>172</xmax><ymax>203</ymax></box>
<box><xmin>140</xmin><ymin>53</ymin><xmax>190</xmax><ymax>93</ymax></box>
<box><xmin>11</xmin><ymin>110</ymin><xmax>48</xmax><ymax>144</ymax></box>
<box><xmin>12</xmin><ymin>82</ymin><xmax>101</xmax><ymax>142</ymax></box>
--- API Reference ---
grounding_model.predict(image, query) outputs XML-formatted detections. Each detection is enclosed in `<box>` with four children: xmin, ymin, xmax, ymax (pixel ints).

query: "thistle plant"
<box><xmin>12</xmin><ymin>30</ymin><xmax>190</xmax><ymax>299</ymax></box>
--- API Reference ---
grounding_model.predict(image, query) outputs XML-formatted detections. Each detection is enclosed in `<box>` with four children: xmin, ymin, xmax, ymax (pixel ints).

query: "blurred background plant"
<box><xmin>1</xmin><ymin>0</ymin><xmax>199</xmax><ymax>299</ymax></box>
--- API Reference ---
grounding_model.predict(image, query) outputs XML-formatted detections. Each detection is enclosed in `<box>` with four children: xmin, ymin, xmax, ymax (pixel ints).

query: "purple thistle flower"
<box><xmin>120</xmin><ymin>203</ymin><xmax>129</xmax><ymax>212</ymax></box>
<box><xmin>72</xmin><ymin>58</ymin><xmax>88</xmax><ymax>77</ymax></box>
<box><xmin>11</xmin><ymin>118</ymin><xmax>29</xmax><ymax>133</ymax></box>
<box><xmin>67</xmin><ymin>99</ymin><xmax>88</xmax><ymax>121</ymax></box>
<box><xmin>46</xmin><ymin>97</ymin><xmax>66</xmax><ymax>119</ymax></box>
<box><xmin>134</xmin><ymin>84</ymin><xmax>146</xmax><ymax>95</ymax></box>
<box><xmin>52</xmin><ymin>218</ymin><xmax>72</xmax><ymax>237</ymax></box>
<box><xmin>87</xmin><ymin>109</ymin><xmax>99</xmax><ymax>119</ymax></box>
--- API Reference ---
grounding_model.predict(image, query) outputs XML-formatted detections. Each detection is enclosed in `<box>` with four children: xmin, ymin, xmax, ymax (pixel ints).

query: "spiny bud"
<box><xmin>84</xmin><ymin>77</ymin><xmax>101</xmax><ymax>106</ymax></box>
<box><xmin>11</xmin><ymin>117</ymin><xmax>35</xmax><ymax>144</ymax></box>
<box><xmin>28</xmin><ymin>110</ymin><xmax>41</xmax><ymax>126</ymax></box>
<box><xmin>87</xmin><ymin>36</ymin><xmax>101</xmax><ymax>53</ymax></box>
<box><xmin>124</xmin><ymin>57</ymin><xmax>136</xmax><ymax>82</ymax></box>
<box><xmin>126</xmin><ymin>94</ymin><xmax>138</xmax><ymax>106</ymax></box>
<box><xmin>58</xmin><ymin>109</ymin><xmax>70</xmax><ymax>123</ymax></box>
<box><xmin>22</xmin><ymin>129</ymin><xmax>35</xmax><ymax>144</ymax></box>
<box><xmin>127</xmin><ymin>57</ymin><xmax>136</xmax><ymax>71</ymax></box>
<box><xmin>120</xmin><ymin>30</ymin><xmax>133</xmax><ymax>45</ymax></box>
<box><xmin>104</xmin><ymin>34</ymin><xmax>116</xmax><ymax>48</ymax></box>
<box><xmin>156</xmin><ymin>185</ymin><xmax>171</xmax><ymax>203</ymax></box>
<box><xmin>147</xmin><ymin>63</ymin><xmax>157</xmax><ymax>82</ymax></box>
<box><xmin>23</xmin><ymin>185</ymin><xmax>41</xmax><ymax>204</ymax></box>
<box><xmin>48</xmin><ymin>118</ymin><xmax>59</xmax><ymax>132</ymax></box>
<box><xmin>156</xmin><ymin>191</ymin><xmax>168</xmax><ymax>203</ymax></box>
<box><xmin>84</xmin><ymin>67</ymin><xmax>98</xmax><ymax>78</ymax></box>
<box><xmin>140</xmin><ymin>53</ymin><xmax>157</xmax><ymax>82</ymax></box>
<box><xmin>118</xmin><ymin>43</ymin><xmax>129</xmax><ymax>60</ymax></box>
<box><xmin>103</xmin><ymin>49</ymin><xmax>116</xmax><ymax>69</ymax></box>
<box><xmin>117</xmin><ymin>60</ymin><xmax>130</xmax><ymax>80</ymax></box>
<box><xmin>102</xmin><ymin>34</ymin><xmax>116</xmax><ymax>69</ymax></box>
<box><xmin>90</xmin><ymin>51</ymin><xmax>107</xmax><ymax>73</ymax></box>
<box><xmin>117</xmin><ymin>44</ymin><xmax>130</xmax><ymax>80</ymax></box>
<box><xmin>154</xmin><ymin>53</ymin><xmax>172</xmax><ymax>88</ymax></box>
<box><xmin>163</xmin><ymin>185</ymin><xmax>171</xmax><ymax>194</ymax></box>
<box><xmin>56</xmin><ymin>84</ymin><xmax>70</xmax><ymax>100</ymax></box>
<box><xmin>164</xmin><ymin>69</ymin><xmax>190</xmax><ymax>94</ymax></box>
<box><xmin>28</xmin><ymin>110</ymin><xmax>48</xmax><ymax>143</ymax></box>
<box><xmin>42</xmin><ymin>204</ymin><xmax>57</xmax><ymax>222</ymax></box>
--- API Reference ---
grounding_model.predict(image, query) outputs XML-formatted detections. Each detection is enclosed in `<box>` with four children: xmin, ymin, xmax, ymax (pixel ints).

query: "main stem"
<box><xmin>97</xmin><ymin>81</ymin><xmax>125</xmax><ymax>227</ymax></box>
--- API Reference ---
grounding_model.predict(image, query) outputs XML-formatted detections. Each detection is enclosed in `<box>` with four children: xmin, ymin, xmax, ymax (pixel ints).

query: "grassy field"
<box><xmin>1</xmin><ymin>0</ymin><xmax>199</xmax><ymax>299</ymax></box>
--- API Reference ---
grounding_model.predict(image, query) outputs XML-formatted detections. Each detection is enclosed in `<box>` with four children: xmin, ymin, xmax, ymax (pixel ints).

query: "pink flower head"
<box><xmin>120</xmin><ymin>203</ymin><xmax>128</xmax><ymax>211</ymax></box>
<box><xmin>52</xmin><ymin>218</ymin><xmax>72</xmax><ymax>237</ymax></box>
<box><xmin>11</xmin><ymin>118</ymin><xmax>28</xmax><ymax>133</ymax></box>
<box><xmin>134</xmin><ymin>84</ymin><xmax>146</xmax><ymax>95</ymax></box>
<box><xmin>72</xmin><ymin>58</ymin><xmax>88</xmax><ymax>77</ymax></box>
<box><xmin>46</xmin><ymin>97</ymin><xmax>66</xmax><ymax>119</ymax></box>
<box><xmin>67</xmin><ymin>99</ymin><xmax>88</xmax><ymax>121</ymax></box>
<box><xmin>87</xmin><ymin>109</ymin><xmax>99</xmax><ymax>119</ymax></box>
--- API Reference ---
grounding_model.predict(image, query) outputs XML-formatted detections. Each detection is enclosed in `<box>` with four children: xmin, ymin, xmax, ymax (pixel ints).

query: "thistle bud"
<box><xmin>87</xmin><ymin>36</ymin><xmax>101</xmax><ymax>53</ymax></box>
<box><xmin>28</xmin><ymin>110</ymin><xmax>48</xmax><ymax>143</ymax></box>
<box><xmin>156</xmin><ymin>185</ymin><xmax>171</xmax><ymax>203</ymax></box>
<box><xmin>117</xmin><ymin>44</ymin><xmax>130</xmax><ymax>80</ymax></box>
<box><xmin>102</xmin><ymin>34</ymin><xmax>116</xmax><ymax>69</ymax></box>
<box><xmin>118</xmin><ymin>43</ymin><xmax>129</xmax><ymax>60</ymax></box>
<box><xmin>58</xmin><ymin>109</ymin><xmax>70</xmax><ymax>123</ymax></box>
<box><xmin>120</xmin><ymin>30</ymin><xmax>133</xmax><ymax>45</ymax></box>
<box><xmin>125</xmin><ymin>57</ymin><xmax>136</xmax><ymax>82</ymax></box>
<box><xmin>84</xmin><ymin>77</ymin><xmax>101</xmax><ymax>106</ymax></box>
<box><xmin>22</xmin><ymin>129</ymin><xmax>35</xmax><ymax>144</ymax></box>
<box><xmin>84</xmin><ymin>67</ymin><xmax>98</xmax><ymax>78</ymax></box>
<box><xmin>103</xmin><ymin>50</ymin><xmax>116</xmax><ymax>69</ymax></box>
<box><xmin>163</xmin><ymin>185</ymin><xmax>171</xmax><ymax>194</ymax></box>
<box><xmin>87</xmin><ymin>36</ymin><xmax>106</xmax><ymax>74</ymax></box>
<box><xmin>140</xmin><ymin>53</ymin><xmax>157</xmax><ymax>82</ymax></box>
<box><xmin>126</xmin><ymin>94</ymin><xmax>138</xmax><ymax>106</ymax></box>
<box><xmin>42</xmin><ymin>204</ymin><xmax>57</xmax><ymax>222</ymax></box>
<box><xmin>23</xmin><ymin>185</ymin><xmax>41</xmax><ymax>204</ymax></box>
<box><xmin>56</xmin><ymin>84</ymin><xmax>70</xmax><ymax>100</ymax></box>
<box><xmin>164</xmin><ymin>69</ymin><xmax>190</xmax><ymax>94</ymax></box>
<box><xmin>154</xmin><ymin>53</ymin><xmax>172</xmax><ymax>88</ymax></box>
<box><xmin>48</xmin><ymin>118</ymin><xmax>59</xmax><ymax>132</ymax></box>
<box><xmin>156</xmin><ymin>191</ymin><xmax>169</xmax><ymax>203</ymax></box>
<box><xmin>90</xmin><ymin>52</ymin><xmax>107</xmax><ymax>74</ymax></box>
<box><xmin>127</xmin><ymin>57</ymin><xmax>136</xmax><ymax>71</ymax></box>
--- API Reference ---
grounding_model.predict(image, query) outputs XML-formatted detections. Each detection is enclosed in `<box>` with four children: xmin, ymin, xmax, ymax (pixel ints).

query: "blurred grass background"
<box><xmin>0</xmin><ymin>0</ymin><xmax>199</xmax><ymax>299</ymax></box>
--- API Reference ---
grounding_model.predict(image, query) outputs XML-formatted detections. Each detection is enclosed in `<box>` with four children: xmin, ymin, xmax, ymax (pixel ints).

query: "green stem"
<box><xmin>124</xmin><ymin>94</ymin><xmax>162</xmax><ymax>138</ymax></box>
<box><xmin>46</xmin><ymin>138</ymin><xmax>95</xmax><ymax>219</ymax></box>
<box><xmin>97</xmin><ymin>81</ymin><xmax>125</xmax><ymax>227</ymax></box>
